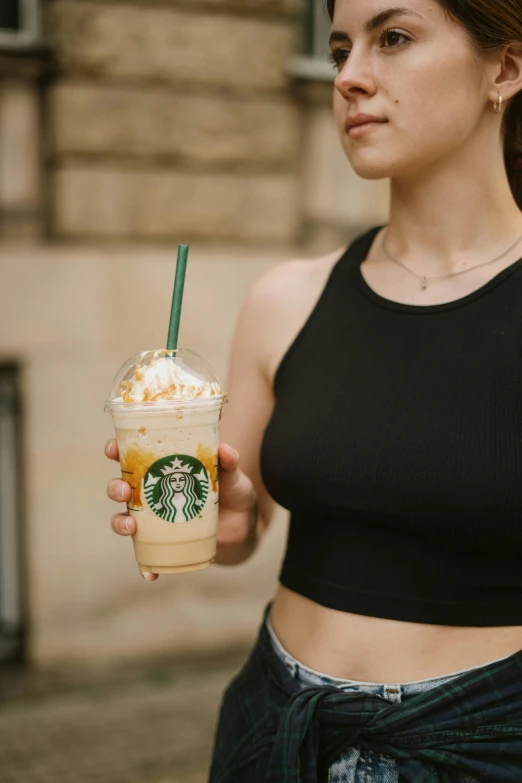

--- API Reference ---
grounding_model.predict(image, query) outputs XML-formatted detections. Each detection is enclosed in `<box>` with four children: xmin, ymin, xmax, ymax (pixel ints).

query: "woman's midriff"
<box><xmin>269</xmin><ymin>586</ymin><xmax>522</xmax><ymax>683</ymax></box>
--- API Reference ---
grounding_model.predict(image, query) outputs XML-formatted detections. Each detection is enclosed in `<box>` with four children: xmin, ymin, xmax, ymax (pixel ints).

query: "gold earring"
<box><xmin>493</xmin><ymin>92</ymin><xmax>504</xmax><ymax>114</ymax></box>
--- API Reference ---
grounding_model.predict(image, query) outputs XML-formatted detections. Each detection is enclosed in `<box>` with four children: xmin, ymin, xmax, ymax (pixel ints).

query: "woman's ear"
<box><xmin>491</xmin><ymin>43</ymin><xmax>522</xmax><ymax>103</ymax></box>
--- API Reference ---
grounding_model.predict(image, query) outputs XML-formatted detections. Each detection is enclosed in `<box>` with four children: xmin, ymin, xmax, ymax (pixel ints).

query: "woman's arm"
<box><xmin>214</xmin><ymin>272</ymin><xmax>279</xmax><ymax>564</ymax></box>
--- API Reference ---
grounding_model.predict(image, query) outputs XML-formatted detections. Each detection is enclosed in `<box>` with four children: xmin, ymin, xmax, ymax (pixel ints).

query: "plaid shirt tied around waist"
<box><xmin>209</xmin><ymin>609</ymin><xmax>522</xmax><ymax>783</ymax></box>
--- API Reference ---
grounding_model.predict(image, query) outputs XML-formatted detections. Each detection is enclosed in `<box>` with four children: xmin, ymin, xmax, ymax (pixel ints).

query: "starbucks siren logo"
<box><xmin>143</xmin><ymin>455</ymin><xmax>209</xmax><ymax>523</ymax></box>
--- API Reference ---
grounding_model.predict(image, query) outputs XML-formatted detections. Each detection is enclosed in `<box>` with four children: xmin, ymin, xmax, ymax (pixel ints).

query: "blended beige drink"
<box><xmin>106</xmin><ymin>349</ymin><xmax>227</xmax><ymax>574</ymax></box>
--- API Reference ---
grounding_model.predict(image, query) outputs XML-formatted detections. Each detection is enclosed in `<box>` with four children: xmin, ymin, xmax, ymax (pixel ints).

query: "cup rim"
<box><xmin>104</xmin><ymin>394</ymin><xmax>228</xmax><ymax>413</ymax></box>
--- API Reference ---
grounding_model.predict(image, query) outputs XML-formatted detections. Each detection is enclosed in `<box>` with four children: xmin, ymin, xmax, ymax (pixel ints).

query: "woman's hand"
<box><xmin>213</xmin><ymin>443</ymin><xmax>259</xmax><ymax>565</ymax></box>
<box><xmin>105</xmin><ymin>439</ymin><xmax>157</xmax><ymax>580</ymax></box>
<box><xmin>105</xmin><ymin>439</ymin><xmax>259</xmax><ymax>578</ymax></box>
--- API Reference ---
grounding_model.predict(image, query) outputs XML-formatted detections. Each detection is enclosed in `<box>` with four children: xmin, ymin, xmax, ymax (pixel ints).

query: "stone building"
<box><xmin>0</xmin><ymin>0</ymin><xmax>388</xmax><ymax>669</ymax></box>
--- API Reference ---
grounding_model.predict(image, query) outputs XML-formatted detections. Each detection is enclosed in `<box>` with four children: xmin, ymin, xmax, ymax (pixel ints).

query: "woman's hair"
<box><xmin>324</xmin><ymin>0</ymin><xmax>522</xmax><ymax>208</ymax></box>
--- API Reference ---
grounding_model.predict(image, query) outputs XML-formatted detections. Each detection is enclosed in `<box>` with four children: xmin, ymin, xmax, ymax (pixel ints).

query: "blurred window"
<box><xmin>0</xmin><ymin>0</ymin><xmax>41</xmax><ymax>48</ymax></box>
<box><xmin>305</xmin><ymin>0</ymin><xmax>331</xmax><ymax>59</ymax></box>
<box><xmin>0</xmin><ymin>2</ymin><xmax>20</xmax><ymax>31</ymax></box>
<box><xmin>0</xmin><ymin>367</ymin><xmax>24</xmax><ymax>664</ymax></box>
<box><xmin>292</xmin><ymin>0</ymin><xmax>333</xmax><ymax>81</ymax></box>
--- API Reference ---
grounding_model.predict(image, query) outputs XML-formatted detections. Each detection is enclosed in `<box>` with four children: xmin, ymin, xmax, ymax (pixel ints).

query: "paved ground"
<box><xmin>0</xmin><ymin>655</ymin><xmax>246</xmax><ymax>783</ymax></box>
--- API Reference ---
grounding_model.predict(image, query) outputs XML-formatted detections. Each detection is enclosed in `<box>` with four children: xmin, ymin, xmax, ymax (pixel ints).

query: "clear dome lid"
<box><xmin>105</xmin><ymin>348</ymin><xmax>226</xmax><ymax>410</ymax></box>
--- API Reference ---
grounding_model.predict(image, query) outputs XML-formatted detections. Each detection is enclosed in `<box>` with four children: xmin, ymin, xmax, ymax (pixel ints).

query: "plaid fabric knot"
<box><xmin>265</xmin><ymin>659</ymin><xmax>522</xmax><ymax>783</ymax></box>
<box><xmin>267</xmin><ymin>684</ymin><xmax>389</xmax><ymax>782</ymax></box>
<box><xmin>209</xmin><ymin>614</ymin><xmax>522</xmax><ymax>783</ymax></box>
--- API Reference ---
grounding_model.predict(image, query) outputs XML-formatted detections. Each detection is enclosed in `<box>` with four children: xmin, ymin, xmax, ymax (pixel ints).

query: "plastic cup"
<box><xmin>105</xmin><ymin>349</ymin><xmax>227</xmax><ymax>574</ymax></box>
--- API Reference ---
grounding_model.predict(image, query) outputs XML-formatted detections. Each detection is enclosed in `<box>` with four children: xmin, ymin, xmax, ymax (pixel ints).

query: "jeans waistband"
<box><xmin>265</xmin><ymin>610</ymin><xmax>514</xmax><ymax>700</ymax></box>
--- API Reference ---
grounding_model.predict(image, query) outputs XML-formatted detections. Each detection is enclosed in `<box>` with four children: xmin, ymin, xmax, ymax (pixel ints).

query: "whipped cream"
<box><xmin>120</xmin><ymin>357</ymin><xmax>222</xmax><ymax>403</ymax></box>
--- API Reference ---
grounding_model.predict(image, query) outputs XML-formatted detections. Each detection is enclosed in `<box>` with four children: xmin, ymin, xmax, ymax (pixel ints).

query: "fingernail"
<box><xmin>121</xmin><ymin>517</ymin><xmax>130</xmax><ymax>532</ymax></box>
<box><xmin>119</xmin><ymin>484</ymin><xmax>127</xmax><ymax>500</ymax></box>
<box><xmin>141</xmin><ymin>572</ymin><xmax>154</xmax><ymax>581</ymax></box>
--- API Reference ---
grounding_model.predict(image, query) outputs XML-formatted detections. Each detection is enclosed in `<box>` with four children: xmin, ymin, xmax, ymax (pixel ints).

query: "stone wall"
<box><xmin>0</xmin><ymin>49</ymin><xmax>51</xmax><ymax>241</ymax></box>
<box><xmin>44</xmin><ymin>0</ymin><xmax>303</xmax><ymax>243</ymax></box>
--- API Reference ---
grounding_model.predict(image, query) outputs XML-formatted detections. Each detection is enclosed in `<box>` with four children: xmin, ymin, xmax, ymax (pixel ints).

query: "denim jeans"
<box><xmin>266</xmin><ymin>616</ymin><xmax>510</xmax><ymax>783</ymax></box>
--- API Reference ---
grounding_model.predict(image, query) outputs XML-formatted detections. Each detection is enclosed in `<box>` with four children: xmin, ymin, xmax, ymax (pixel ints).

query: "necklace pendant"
<box><xmin>420</xmin><ymin>277</ymin><xmax>428</xmax><ymax>290</ymax></box>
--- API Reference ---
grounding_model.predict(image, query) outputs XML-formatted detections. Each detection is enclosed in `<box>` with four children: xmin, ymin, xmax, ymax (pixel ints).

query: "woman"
<box><xmin>106</xmin><ymin>0</ymin><xmax>522</xmax><ymax>779</ymax></box>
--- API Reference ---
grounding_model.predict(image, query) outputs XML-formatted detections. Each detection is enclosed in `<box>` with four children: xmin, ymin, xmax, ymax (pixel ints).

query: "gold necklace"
<box><xmin>382</xmin><ymin>229</ymin><xmax>522</xmax><ymax>290</ymax></box>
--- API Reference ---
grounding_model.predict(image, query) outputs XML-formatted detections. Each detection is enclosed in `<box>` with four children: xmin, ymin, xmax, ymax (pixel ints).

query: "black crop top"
<box><xmin>260</xmin><ymin>226</ymin><xmax>522</xmax><ymax>627</ymax></box>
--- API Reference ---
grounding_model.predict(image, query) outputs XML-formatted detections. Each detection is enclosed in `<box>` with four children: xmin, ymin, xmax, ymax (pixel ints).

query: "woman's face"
<box><xmin>170</xmin><ymin>473</ymin><xmax>187</xmax><ymax>492</ymax></box>
<box><xmin>331</xmin><ymin>0</ymin><xmax>495</xmax><ymax>180</ymax></box>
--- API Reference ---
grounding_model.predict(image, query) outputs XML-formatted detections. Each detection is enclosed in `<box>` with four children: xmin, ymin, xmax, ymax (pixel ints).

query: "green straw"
<box><xmin>167</xmin><ymin>244</ymin><xmax>189</xmax><ymax>352</ymax></box>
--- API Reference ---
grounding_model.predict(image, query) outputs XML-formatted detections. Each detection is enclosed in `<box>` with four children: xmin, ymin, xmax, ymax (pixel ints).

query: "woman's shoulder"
<box><xmin>245</xmin><ymin>247</ymin><xmax>345</xmax><ymax>315</ymax></box>
<box><xmin>236</xmin><ymin>248</ymin><xmax>347</xmax><ymax>384</ymax></box>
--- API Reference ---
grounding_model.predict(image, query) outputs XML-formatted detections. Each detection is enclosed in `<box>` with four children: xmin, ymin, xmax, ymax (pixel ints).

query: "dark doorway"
<box><xmin>0</xmin><ymin>1</ymin><xmax>21</xmax><ymax>32</ymax></box>
<box><xmin>0</xmin><ymin>367</ymin><xmax>24</xmax><ymax>663</ymax></box>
